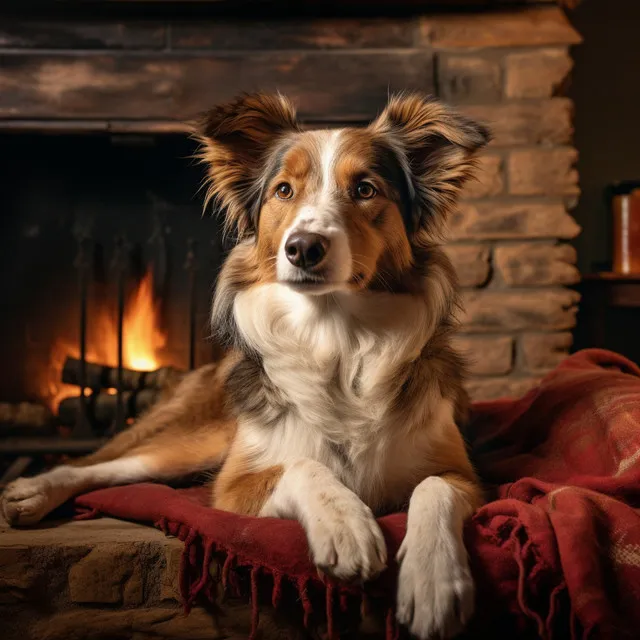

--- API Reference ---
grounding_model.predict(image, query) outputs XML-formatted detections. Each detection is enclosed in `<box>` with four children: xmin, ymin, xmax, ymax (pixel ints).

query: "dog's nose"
<box><xmin>284</xmin><ymin>232</ymin><xmax>329</xmax><ymax>269</ymax></box>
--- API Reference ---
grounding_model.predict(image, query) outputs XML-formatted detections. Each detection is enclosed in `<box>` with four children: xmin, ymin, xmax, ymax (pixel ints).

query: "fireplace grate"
<box><xmin>0</xmin><ymin>223</ymin><xmax>203</xmax><ymax>479</ymax></box>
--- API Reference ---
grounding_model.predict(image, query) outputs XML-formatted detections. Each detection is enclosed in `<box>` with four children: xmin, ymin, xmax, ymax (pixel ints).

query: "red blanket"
<box><xmin>74</xmin><ymin>349</ymin><xmax>640</xmax><ymax>639</ymax></box>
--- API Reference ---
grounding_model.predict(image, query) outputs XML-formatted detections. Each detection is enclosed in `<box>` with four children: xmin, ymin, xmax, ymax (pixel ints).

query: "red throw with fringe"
<box><xmin>74</xmin><ymin>349</ymin><xmax>640</xmax><ymax>640</ymax></box>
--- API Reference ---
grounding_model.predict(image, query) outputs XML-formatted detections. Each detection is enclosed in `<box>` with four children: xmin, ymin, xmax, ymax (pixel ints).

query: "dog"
<box><xmin>1</xmin><ymin>92</ymin><xmax>489</xmax><ymax>639</ymax></box>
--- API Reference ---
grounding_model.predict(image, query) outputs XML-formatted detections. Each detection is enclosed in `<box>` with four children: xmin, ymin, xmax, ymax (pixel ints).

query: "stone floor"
<box><xmin>0</xmin><ymin>514</ymin><xmax>316</xmax><ymax>640</ymax></box>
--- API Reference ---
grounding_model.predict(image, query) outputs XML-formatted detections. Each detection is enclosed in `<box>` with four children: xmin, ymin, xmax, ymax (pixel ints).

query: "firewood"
<box><xmin>61</xmin><ymin>357</ymin><xmax>184</xmax><ymax>392</ymax></box>
<box><xmin>57</xmin><ymin>389</ymin><xmax>159</xmax><ymax>429</ymax></box>
<box><xmin>0</xmin><ymin>402</ymin><xmax>53</xmax><ymax>434</ymax></box>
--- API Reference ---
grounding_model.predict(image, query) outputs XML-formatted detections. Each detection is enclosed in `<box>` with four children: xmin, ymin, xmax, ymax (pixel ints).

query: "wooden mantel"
<box><xmin>0</xmin><ymin>5</ymin><xmax>579</xmax><ymax>133</ymax></box>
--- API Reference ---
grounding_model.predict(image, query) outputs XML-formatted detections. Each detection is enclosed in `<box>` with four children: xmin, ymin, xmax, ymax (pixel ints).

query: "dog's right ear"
<box><xmin>194</xmin><ymin>93</ymin><xmax>300</xmax><ymax>239</ymax></box>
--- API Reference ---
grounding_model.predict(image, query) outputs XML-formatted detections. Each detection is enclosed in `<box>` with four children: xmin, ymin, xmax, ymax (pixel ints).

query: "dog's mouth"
<box><xmin>280</xmin><ymin>271</ymin><xmax>346</xmax><ymax>294</ymax></box>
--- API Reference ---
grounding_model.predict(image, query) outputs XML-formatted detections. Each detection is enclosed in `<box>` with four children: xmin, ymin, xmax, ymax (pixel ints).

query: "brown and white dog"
<box><xmin>2</xmin><ymin>92</ymin><xmax>489</xmax><ymax>639</ymax></box>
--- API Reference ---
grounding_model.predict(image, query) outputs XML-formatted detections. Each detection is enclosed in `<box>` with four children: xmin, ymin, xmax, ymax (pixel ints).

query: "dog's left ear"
<box><xmin>370</xmin><ymin>93</ymin><xmax>490</xmax><ymax>236</ymax></box>
<box><xmin>194</xmin><ymin>92</ymin><xmax>300</xmax><ymax>239</ymax></box>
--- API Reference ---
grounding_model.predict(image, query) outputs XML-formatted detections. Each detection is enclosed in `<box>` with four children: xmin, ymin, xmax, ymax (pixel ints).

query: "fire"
<box><xmin>45</xmin><ymin>270</ymin><xmax>167</xmax><ymax>412</ymax></box>
<box><xmin>123</xmin><ymin>272</ymin><xmax>167</xmax><ymax>371</ymax></box>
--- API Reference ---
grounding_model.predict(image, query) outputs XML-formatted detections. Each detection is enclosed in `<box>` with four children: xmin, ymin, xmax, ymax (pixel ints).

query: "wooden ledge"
<box><xmin>0</xmin><ymin>119</ymin><xmax>191</xmax><ymax>134</ymax></box>
<box><xmin>422</xmin><ymin>6</ymin><xmax>582</xmax><ymax>48</ymax></box>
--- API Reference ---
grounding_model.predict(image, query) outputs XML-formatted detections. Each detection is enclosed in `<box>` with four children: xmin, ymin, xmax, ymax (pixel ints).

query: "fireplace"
<box><xmin>0</xmin><ymin>131</ymin><xmax>226</xmax><ymax>469</ymax></box>
<box><xmin>0</xmin><ymin>2</ymin><xmax>582</xmax><ymax>478</ymax></box>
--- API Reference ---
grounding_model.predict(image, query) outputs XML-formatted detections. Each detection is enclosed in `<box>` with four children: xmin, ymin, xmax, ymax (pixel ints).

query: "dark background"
<box><xmin>569</xmin><ymin>0</ymin><xmax>640</xmax><ymax>361</ymax></box>
<box><xmin>569</xmin><ymin>0</ymin><xmax>640</xmax><ymax>274</ymax></box>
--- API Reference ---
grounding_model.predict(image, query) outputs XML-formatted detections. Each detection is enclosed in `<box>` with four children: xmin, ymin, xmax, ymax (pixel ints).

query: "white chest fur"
<box><xmin>232</xmin><ymin>283</ymin><xmax>455</xmax><ymax>511</ymax></box>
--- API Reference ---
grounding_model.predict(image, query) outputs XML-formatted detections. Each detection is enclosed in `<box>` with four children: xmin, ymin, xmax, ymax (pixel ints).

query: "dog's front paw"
<box><xmin>1</xmin><ymin>476</ymin><xmax>58</xmax><ymax>526</ymax></box>
<box><xmin>396</xmin><ymin>531</ymin><xmax>474</xmax><ymax>639</ymax></box>
<box><xmin>306</xmin><ymin>493</ymin><xmax>387</xmax><ymax>582</ymax></box>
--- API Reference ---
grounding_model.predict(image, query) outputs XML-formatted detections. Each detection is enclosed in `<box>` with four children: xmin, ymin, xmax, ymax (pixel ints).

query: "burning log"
<box><xmin>57</xmin><ymin>389</ymin><xmax>159</xmax><ymax>429</ymax></box>
<box><xmin>61</xmin><ymin>357</ymin><xmax>184</xmax><ymax>392</ymax></box>
<box><xmin>0</xmin><ymin>402</ymin><xmax>53</xmax><ymax>434</ymax></box>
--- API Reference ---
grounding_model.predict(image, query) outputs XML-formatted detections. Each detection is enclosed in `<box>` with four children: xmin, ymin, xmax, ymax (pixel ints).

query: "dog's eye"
<box><xmin>275</xmin><ymin>182</ymin><xmax>294</xmax><ymax>200</ymax></box>
<box><xmin>356</xmin><ymin>182</ymin><xmax>376</xmax><ymax>200</ymax></box>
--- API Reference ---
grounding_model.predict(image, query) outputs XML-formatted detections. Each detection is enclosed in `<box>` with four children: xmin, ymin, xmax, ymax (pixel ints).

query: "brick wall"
<box><xmin>430</xmin><ymin>9</ymin><xmax>582</xmax><ymax>399</ymax></box>
<box><xmin>0</xmin><ymin>5</ymin><xmax>582</xmax><ymax>401</ymax></box>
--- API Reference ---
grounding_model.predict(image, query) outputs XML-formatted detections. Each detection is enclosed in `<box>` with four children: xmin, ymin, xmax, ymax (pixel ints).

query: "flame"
<box><xmin>123</xmin><ymin>273</ymin><xmax>167</xmax><ymax>370</ymax></box>
<box><xmin>45</xmin><ymin>270</ymin><xmax>167</xmax><ymax>412</ymax></box>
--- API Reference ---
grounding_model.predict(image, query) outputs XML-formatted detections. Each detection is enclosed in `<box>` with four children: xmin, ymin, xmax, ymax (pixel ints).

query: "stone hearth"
<box><xmin>0</xmin><ymin>514</ymin><xmax>345</xmax><ymax>639</ymax></box>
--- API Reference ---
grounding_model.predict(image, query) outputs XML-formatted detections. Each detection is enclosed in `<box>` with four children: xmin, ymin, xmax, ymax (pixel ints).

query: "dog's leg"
<box><xmin>2</xmin><ymin>455</ymin><xmax>154</xmax><ymax>526</ymax></box>
<box><xmin>2</xmin><ymin>361</ymin><xmax>236</xmax><ymax>527</ymax></box>
<box><xmin>1</xmin><ymin>426</ymin><xmax>232</xmax><ymax>526</ymax></box>
<box><xmin>260</xmin><ymin>459</ymin><xmax>387</xmax><ymax>582</ymax></box>
<box><xmin>395</xmin><ymin>431</ymin><xmax>482</xmax><ymax>639</ymax></box>
<box><xmin>69</xmin><ymin>361</ymin><xmax>230</xmax><ymax>469</ymax></box>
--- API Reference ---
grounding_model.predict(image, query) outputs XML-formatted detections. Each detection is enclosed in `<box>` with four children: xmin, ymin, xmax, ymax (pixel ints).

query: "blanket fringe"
<box><xmin>250</xmin><ymin>567</ymin><xmax>261</xmax><ymax>639</ymax></box>
<box><xmin>510</xmin><ymin>521</ymin><xmax>577</xmax><ymax>640</ymax></box>
<box><xmin>326</xmin><ymin>584</ymin><xmax>335</xmax><ymax>640</ymax></box>
<box><xmin>179</xmin><ymin>527</ymin><xmax>199</xmax><ymax>612</ymax></box>
<box><xmin>512</xmin><ymin>523</ymin><xmax>548</xmax><ymax>638</ymax></box>
<box><xmin>73</xmin><ymin>506</ymin><xmax>100</xmax><ymax>521</ymax></box>
<box><xmin>161</xmin><ymin>517</ymin><xmax>381</xmax><ymax>637</ymax></box>
<box><xmin>272</xmin><ymin>572</ymin><xmax>283</xmax><ymax>608</ymax></box>
<box><xmin>385</xmin><ymin>607</ymin><xmax>399</xmax><ymax>640</ymax></box>
<box><xmin>360</xmin><ymin>593</ymin><xmax>369</xmax><ymax>618</ymax></box>
<box><xmin>298</xmin><ymin>577</ymin><xmax>313</xmax><ymax>628</ymax></box>
<box><xmin>189</xmin><ymin>539</ymin><xmax>214</xmax><ymax>604</ymax></box>
<box><xmin>221</xmin><ymin>553</ymin><xmax>235</xmax><ymax>590</ymax></box>
<box><xmin>546</xmin><ymin>580</ymin><xmax>566</xmax><ymax>639</ymax></box>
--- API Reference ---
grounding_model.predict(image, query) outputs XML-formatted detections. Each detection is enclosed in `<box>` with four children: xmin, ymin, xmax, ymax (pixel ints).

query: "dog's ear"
<box><xmin>194</xmin><ymin>92</ymin><xmax>300</xmax><ymax>239</ymax></box>
<box><xmin>370</xmin><ymin>93</ymin><xmax>490</xmax><ymax>236</ymax></box>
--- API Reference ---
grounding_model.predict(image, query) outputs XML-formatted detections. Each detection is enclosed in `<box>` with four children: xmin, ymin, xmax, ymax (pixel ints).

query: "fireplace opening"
<box><xmin>0</xmin><ymin>132</ymin><xmax>224</xmax><ymax>470</ymax></box>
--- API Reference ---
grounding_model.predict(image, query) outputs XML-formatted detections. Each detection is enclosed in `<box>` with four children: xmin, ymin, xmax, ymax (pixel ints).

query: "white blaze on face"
<box><xmin>276</xmin><ymin>129</ymin><xmax>353</xmax><ymax>291</ymax></box>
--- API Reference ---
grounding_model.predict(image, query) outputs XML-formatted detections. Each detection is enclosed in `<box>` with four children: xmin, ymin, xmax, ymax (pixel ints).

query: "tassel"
<box><xmin>179</xmin><ymin>528</ymin><xmax>199</xmax><ymax>612</ymax></box>
<box><xmin>221</xmin><ymin>554</ymin><xmax>235</xmax><ymax>590</ymax></box>
<box><xmin>189</xmin><ymin>540</ymin><xmax>214</xmax><ymax>603</ymax></box>
<box><xmin>326</xmin><ymin>584</ymin><xmax>335</xmax><ymax>640</ymax></box>
<box><xmin>74</xmin><ymin>507</ymin><xmax>99</xmax><ymax>521</ymax></box>
<box><xmin>513</xmin><ymin>524</ymin><xmax>546</xmax><ymax>637</ymax></box>
<box><xmin>249</xmin><ymin>567</ymin><xmax>261</xmax><ymax>639</ymax></box>
<box><xmin>385</xmin><ymin>608</ymin><xmax>395</xmax><ymax>640</ymax></box>
<box><xmin>272</xmin><ymin>572</ymin><xmax>283</xmax><ymax>608</ymax></box>
<box><xmin>299</xmin><ymin>578</ymin><xmax>313</xmax><ymax>628</ymax></box>
<box><xmin>188</xmin><ymin>539</ymin><xmax>198</xmax><ymax>566</ymax></box>
<box><xmin>546</xmin><ymin>581</ymin><xmax>566</xmax><ymax>639</ymax></box>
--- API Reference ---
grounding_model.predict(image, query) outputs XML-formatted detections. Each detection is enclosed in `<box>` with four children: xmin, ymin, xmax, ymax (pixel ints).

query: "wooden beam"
<box><xmin>422</xmin><ymin>6</ymin><xmax>582</xmax><ymax>48</ymax></box>
<box><xmin>0</xmin><ymin>17</ymin><xmax>416</xmax><ymax>51</ymax></box>
<box><xmin>169</xmin><ymin>17</ymin><xmax>418</xmax><ymax>50</ymax></box>
<box><xmin>0</xmin><ymin>119</ymin><xmax>364</xmax><ymax>133</ymax></box>
<box><xmin>0</xmin><ymin>50</ymin><xmax>433</xmax><ymax>123</ymax></box>
<box><xmin>0</xmin><ymin>19</ymin><xmax>166</xmax><ymax>49</ymax></box>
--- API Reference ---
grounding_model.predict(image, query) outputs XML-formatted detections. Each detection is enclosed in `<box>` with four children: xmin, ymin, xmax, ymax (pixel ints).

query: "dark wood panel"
<box><xmin>0</xmin><ymin>18</ymin><xmax>416</xmax><ymax>52</ymax></box>
<box><xmin>0</xmin><ymin>119</ymin><xmax>190</xmax><ymax>133</ymax></box>
<box><xmin>0</xmin><ymin>118</ymin><xmax>359</xmax><ymax>133</ymax></box>
<box><xmin>0</xmin><ymin>51</ymin><xmax>433</xmax><ymax>122</ymax></box>
<box><xmin>0</xmin><ymin>20</ymin><xmax>166</xmax><ymax>49</ymax></box>
<box><xmin>171</xmin><ymin>17</ymin><xmax>418</xmax><ymax>50</ymax></box>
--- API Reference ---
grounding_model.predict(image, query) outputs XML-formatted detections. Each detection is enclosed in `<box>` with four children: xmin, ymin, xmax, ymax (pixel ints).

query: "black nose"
<box><xmin>284</xmin><ymin>232</ymin><xmax>329</xmax><ymax>269</ymax></box>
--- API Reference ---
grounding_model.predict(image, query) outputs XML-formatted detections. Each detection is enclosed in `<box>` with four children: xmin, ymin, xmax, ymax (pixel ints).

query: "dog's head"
<box><xmin>196</xmin><ymin>92</ymin><xmax>489</xmax><ymax>295</ymax></box>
